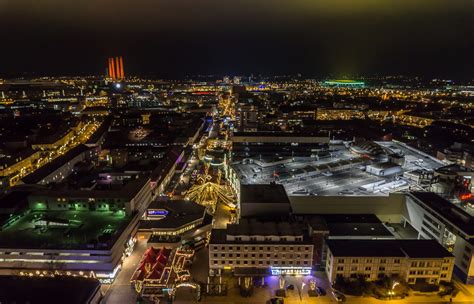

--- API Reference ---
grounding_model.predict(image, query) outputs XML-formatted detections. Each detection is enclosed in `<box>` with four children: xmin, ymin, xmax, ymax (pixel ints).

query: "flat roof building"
<box><xmin>366</xmin><ymin>162</ymin><xmax>402</xmax><ymax>177</ymax></box>
<box><xmin>326</xmin><ymin>239</ymin><xmax>454</xmax><ymax>285</ymax></box>
<box><xmin>209</xmin><ymin>217</ymin><xmax>313</xmax><ymax>277</ymax></box>
<box><xmin>239</xmin><ymin>184</ymin><xmax>291</xmax><ymax>218</ymax></box>
<box><xmin>0</xmin><ymin>206</ymin><xmax>139</xmax><ymax>283</ymax></box>
<box><xmin>405</xmin><ymin>192</ymin><xmax>474</xmax><ymax>284</ymax></box>
<box><xmin>322</xmin><ymin>214</ymin><xmax>395</xmax><ymax>240</ymax></box>
<box><xmin>138</xmin><ymin>199</ymin><xmax>212</xmax><ymax>248</ymax></box>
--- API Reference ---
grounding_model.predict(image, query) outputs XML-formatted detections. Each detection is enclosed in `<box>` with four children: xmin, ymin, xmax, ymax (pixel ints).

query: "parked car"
<box><xmin>332</xmin><ymin>290</ymin><xmax>345</xmax><ymax>302</ymax></box>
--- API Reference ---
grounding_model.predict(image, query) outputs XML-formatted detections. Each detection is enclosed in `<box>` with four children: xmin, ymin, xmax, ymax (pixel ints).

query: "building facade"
<box><xmin>404</xmin><ymin>192</ymin><xmax>474</xmax><ymax>284</ymax></box>
<box><xmin>326</xmin><ymin>240</ymin><xmax>454</xmax><ymax>285</ymax></box>
<box><xmin>209</xmin><ymin>218</ymin><xmax>313</xmax><ymax>276</ymax></box>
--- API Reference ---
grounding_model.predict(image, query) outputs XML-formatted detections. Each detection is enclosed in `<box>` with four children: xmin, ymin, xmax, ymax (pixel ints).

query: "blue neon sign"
<box><xmin>147</xmin><ymin>209</ymin><xmax>169</xmax><ymax>217</ymax></box>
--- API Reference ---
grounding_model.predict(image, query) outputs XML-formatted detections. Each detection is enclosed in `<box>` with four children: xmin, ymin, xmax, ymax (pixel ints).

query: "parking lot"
<box><xmin>232</xmin><ymin>142</ymin><xmax>444</xmax><ymax>197</ymax></box>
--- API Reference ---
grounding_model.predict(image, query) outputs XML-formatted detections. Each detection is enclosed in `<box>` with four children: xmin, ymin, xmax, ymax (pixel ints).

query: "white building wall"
<box><xmin>209</xmin><ymin>243</ymin><xmax>313</xmax><ymax>274</ymax></box>
<box><xmin>326</xmin><ymin>249</ymin><xmax>454</xmax><ymax>285</ymax></box>
<box><xmin>404</xmin><ymin>196</ymin><xmax>431</xmax><ymax>239</ymax></box>
<box><xmin>404</xmin><ymin>195</ymin><xmax>474</xmax><ymax>283</ymax></box>
<box><xmin>453</xmin><ymin>236</ymin><xmax>474</xmax><ymax>278</ymax></box>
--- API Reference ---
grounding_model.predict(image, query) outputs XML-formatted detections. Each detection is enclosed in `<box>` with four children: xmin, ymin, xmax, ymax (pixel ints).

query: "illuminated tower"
<box><xmin>115</xmin><ymin>57</ymin><xmax>121</xmax><ymax>79</ymax></box>
<box><xmin>119</xmin><ymin>56</ymin><xmax>125</xmax><ymax>79</ymax></box>
<box><xmin>111</xmin><ymin>58</ymin><xmax>117</xmax><ymax>80</ymax></box>
<box><xmin>107</xmin><ymin>56</ymin><xmax>125</xmax><ymax>80</ymax></box>
<box><xmin>108</xmin><ymin>57</ymin><xmax>116</xmax><ymax>80</ymax></box>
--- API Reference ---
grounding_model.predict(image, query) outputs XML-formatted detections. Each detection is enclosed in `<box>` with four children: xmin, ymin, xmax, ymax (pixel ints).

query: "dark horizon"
<box><xmin>1</xmin><ymin>0</ymin><xmax>473</xmax><ymax>79</ymax></box>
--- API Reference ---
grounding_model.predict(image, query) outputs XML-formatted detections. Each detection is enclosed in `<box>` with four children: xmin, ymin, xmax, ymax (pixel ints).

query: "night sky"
<box><xmin>0</xmin><ymin>0</ymin><xmax>472</xmax><ymax>78</ymax></box>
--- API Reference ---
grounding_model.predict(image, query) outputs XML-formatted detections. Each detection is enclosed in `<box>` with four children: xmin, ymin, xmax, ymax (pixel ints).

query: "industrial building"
<box><xmin>107</xmin><ymin>56</ymin><xmax>125</xmax><ymax>81</ymax></box>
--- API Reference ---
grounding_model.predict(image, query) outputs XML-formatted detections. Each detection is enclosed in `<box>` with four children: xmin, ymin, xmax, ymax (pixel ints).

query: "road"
<box><xmin>102</xmin><ymin>111</ymin><xmax>234</xmax><ymax>303</ymax></box>
<box><xmin>102</xmin><ymin>239</ymin><xmax>147</xmax><ymax>303</ymax></box>
<box><xmin>213</xmin><ymin>201</ymin><xmax>232</xmax><ymax>229</ymax></box>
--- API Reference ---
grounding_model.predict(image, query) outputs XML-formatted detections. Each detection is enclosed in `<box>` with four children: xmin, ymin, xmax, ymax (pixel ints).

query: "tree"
<box><xmin>380</xmin><ymin>275</ymin><xmax>392</xmax><ymax>290</ymax></box>
<box><xmin>334</xmin><ymin>276</ymin><xmax>346</xmax><ymax>290</ymax></box>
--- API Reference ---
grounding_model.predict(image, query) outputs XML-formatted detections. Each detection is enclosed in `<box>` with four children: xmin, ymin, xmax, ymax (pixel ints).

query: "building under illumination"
<box><xmin>209</xmin><ymin>218</ymin><xmax>314</xmax><ymax>277</ymax></box>
<box><xmin>138</xmin><ymin>199</ymin><xmax>212</xmax><ymax>248</ymax></box>
<box><xmin>323</xmin><ymin>80</ymin><xmax>365</xmax><ymax>87</ymax></box>
<box><xmin>404</xmin><ymin>192</ymin><xmax>474</xmax><ymax>284</ymax></box>
<box><xmin>0</xmin><ymin>170</ymin><xmax>154</xmax><ymax>283</ymax></box>
<box><xmin>0</xmin><ymin>203</ymin><xmax>139</xmax><ymax>283</ymax></box>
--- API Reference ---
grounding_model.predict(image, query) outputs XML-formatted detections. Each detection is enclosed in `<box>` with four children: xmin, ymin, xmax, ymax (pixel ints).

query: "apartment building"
<box><xmin>209</xmin><ymin>218</ymin><xmax>313</xmax><ymax>276</ymax></box>
<box><xmin>326</xmin><ymin>239</ymin><xmax>454</xmax><ymax>285</ymax></box>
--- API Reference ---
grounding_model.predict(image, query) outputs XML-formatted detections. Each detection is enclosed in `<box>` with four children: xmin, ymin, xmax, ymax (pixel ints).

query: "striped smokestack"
<box><xmin>110</xmin><ymin>57</ymin><xmax>116</xmax><ymax>80</ymax></box>
<box><xmin>119</xmin><ymin>56</ymin><xmax>124</xmax><ymax>79</ymax></box>
<box><xmin>115</xmin><ymin>57</ymin><xmax>121</xmax><ymax>79</ymax></box>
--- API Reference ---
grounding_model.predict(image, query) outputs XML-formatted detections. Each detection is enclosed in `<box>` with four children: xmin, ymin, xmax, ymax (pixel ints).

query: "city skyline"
<box><xmin>0</xmin><ymin>67</ymin><xmax>473</xmax><ymax>304</ymax></box>
<box><xmin>0</xmin><ymin>1</ymin><xmax>473</xmax><ymax>303</ymax></box>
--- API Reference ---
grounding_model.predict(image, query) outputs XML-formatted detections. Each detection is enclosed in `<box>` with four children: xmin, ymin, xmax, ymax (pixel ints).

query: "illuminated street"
<box><xmin>0</xmin><ymin>1</ymin><xmax>473</xmax><ymax>303</ymax></box>
<box><xmin>213</xmin><ymin>201</ymin><xmax>232</xmax><ymax>229</ymax></box>
<box><xmin>4</xmin><ymin>119</ymin><xmax>101</xmax><ymax>187</ymax></box>
<box><xmin>102</xmin><ymin>240</ymin><xmax>147</xmax><ymax>303</ymax></box>
<box><xmin>173</xmin><ymin>273</ymin><xmax>474</xmax><ymax>304</ymax></box>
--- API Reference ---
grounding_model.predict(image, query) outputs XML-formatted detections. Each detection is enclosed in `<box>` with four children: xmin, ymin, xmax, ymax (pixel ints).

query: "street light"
<box><xmin>389</xmin><ymin>281</ymin><xmax>399</xmax><ymax>299</ymax></box>
<box><xmin>392</xmin><ymin>281</ymin><xmax>399</xmax><ymax>290</ymax></box>
<box><xmin>299</xmin><ymin>282</ymin><xmax>306</xmax><ymax>301</ymax></box>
